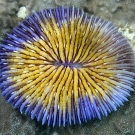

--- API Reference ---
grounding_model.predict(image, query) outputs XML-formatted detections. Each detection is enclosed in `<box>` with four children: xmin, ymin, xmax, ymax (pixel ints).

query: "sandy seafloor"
<box><xmin>0</xmin><ymin>0</ymin><xmax>135</xmax><ymax>135</ymax></box>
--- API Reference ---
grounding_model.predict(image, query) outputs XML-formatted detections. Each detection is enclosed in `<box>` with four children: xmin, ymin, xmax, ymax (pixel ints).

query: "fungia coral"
<box><xmin>0</xmin><ymin>6</ymin><xmax>135</xmax><ymax>127</ymax></box>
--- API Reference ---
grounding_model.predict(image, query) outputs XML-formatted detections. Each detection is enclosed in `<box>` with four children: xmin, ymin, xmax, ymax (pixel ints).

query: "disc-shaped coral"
<box><xmin>0</xmin><ymin>6</ymin><xmax>135</xmax><ymax>127</ymax></box>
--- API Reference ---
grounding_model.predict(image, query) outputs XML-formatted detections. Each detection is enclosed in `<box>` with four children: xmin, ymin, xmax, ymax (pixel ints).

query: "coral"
<box><xmin>0</xmin><ymin>0</ymin><xmax>135</xmax><ymax>135</ymax></box>
<box><xmin>1</xmin><ymin>6</ymin><xmax>135</xmax><ymax>127</ymax></box>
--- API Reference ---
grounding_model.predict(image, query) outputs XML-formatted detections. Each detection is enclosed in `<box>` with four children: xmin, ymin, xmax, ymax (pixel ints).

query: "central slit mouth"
<box><xmin>54</xmin><ymin>61</ymin><xmax>83</xmax><ymax>68</ymax></box>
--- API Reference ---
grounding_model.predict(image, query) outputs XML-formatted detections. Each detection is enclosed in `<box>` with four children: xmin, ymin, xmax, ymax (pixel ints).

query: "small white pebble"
<box><xmin>53</xmin><ymin>132</ymin><xmax>58</xmax><ymax>135</ymax></box>
<box><xmin>17</xmin><ymin>6</ymin><xmax>27</xmax><ymax>19</ymax></box>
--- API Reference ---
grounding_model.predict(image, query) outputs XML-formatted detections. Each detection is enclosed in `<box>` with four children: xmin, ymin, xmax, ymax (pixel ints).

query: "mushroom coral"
<box><xmin>0</xmin><ymin>6</ymin><xmax>135</xmax><ymax>127</ymax></box>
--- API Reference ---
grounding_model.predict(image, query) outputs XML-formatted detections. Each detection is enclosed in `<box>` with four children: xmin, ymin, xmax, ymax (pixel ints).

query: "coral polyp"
<box><xmin>0</xmin><ymin>6</ymin><xmax>135</xmax><ymax>127</ymax></box>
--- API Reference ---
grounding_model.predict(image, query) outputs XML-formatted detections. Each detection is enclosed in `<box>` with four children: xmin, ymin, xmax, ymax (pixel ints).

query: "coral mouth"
<box><xmin>54</xmin><ymin>61</ymin><xmax>83</xmax><ymax>68</ymax></box>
